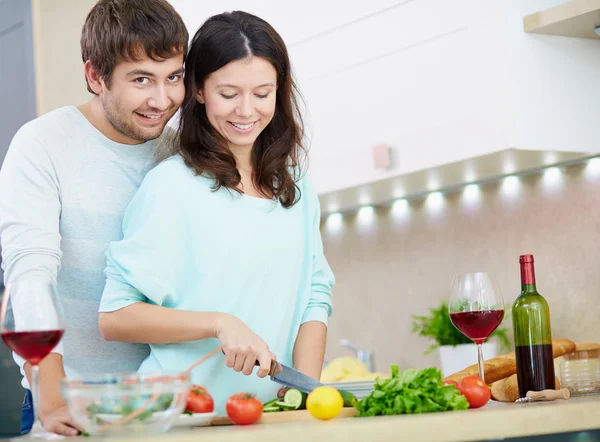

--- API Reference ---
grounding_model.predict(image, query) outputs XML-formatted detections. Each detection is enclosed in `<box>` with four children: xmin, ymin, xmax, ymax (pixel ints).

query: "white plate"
<box><xmin>323</xmin><ymin>380</ymin><xmax>377</xmax><ymax>389</ymax></box>
<box><xmin>96</xmin><ymin>411</ymin><xmax>217</xmax><ymax>428</ymax></box>
<box><xmin>322</xmin><ymin>380</ymin><xmax>378</xmax><ymax>400</ymax></box>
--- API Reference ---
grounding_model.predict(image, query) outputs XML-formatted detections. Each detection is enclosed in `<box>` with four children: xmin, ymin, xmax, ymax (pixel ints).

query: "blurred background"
<box><xmin>1</xmin><ymin>0</ymin><xmax>599</xmax><ymax>437</ymax></box>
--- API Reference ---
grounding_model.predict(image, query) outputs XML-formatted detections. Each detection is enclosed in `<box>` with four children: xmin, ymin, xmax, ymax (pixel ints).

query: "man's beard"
<box><xmin>102</xmin><ymin>94</ymin><xmax>167</xmax><ymax>143</ymax></box>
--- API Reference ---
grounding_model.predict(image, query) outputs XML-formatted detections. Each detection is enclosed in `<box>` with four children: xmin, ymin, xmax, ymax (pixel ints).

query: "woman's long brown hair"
<box><xmin>176</xmin><ymin>11</ymin><xmax>306</xmax><ymax>208</ymax></box>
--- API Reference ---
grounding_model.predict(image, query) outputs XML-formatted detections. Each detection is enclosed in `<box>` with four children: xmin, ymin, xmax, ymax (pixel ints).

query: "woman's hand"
<box><xmin>215</xmin><ymin>314</ymin><xmax>276</xmax><ymax>377</ymax></box>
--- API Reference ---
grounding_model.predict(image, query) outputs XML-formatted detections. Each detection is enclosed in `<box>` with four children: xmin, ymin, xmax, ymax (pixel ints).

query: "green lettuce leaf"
<box><xmin>355</xmin><ymin>365</ymin><xmax>469</xmax><ymax>416</ymax></box>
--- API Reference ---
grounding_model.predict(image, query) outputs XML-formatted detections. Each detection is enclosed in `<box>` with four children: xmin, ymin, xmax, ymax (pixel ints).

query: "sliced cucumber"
<box><xmin>263</xmin><ymin>406</ymin><xmax>281</xmax><ymax>413</ymax></box>
<box><xmin>274</xmin><ymin>401</ymin><xmax>298</xmax><ymax>410</ymax></box>
<box><xmin>262</xmin><ymin>398</ymin><xmax>280</xmax><ymax>408</ymax></box>
<box><xmin>282</xmin><ymin>388</ymin><xmax>307</xmax><ymax>410</ymax></box>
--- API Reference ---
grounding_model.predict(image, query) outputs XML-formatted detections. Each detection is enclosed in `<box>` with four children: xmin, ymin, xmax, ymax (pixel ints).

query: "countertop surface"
<box><xmin>13</xmin><ymin>394</ymin><xmax>600</xmax><ymax>442</ymax></box>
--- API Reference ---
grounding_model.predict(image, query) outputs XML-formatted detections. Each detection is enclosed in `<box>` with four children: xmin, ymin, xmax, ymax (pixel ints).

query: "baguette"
<box><xmin>443</xmin><ymin>338</ymin><xmax>575</xmax><ymax>385</ymax></box>
<box><xmin>490</xmin><ymin>375</ymin><xmax>519</xmax><ymax>402</ymax></box>
<box><xmin>491</xmin><ymin>374</ymin><xmax>561</xmax><ymax>402</ymax></box>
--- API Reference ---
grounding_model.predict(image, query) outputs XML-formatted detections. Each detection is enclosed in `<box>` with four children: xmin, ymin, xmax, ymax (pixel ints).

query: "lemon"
<box><xmin>306</xmin><ymin>387</ymin><xmax>344</xmax><ymax>420</ymax></box>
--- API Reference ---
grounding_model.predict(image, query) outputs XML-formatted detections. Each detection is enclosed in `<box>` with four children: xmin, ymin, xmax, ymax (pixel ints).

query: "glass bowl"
<box><xmin>560</xmin><ymin>342</ymin><xmax>600</xmax><ymax>397</ymax></box>
<box><xmin>61</xmin><ymin>372</ymin><xmax>191</xmax><ymax>436</ymax></box>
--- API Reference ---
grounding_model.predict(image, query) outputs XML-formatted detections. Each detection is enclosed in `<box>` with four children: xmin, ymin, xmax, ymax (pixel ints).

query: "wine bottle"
<box><xmin>512</xmin><ymin>254</ymin><xmax>556</xmax><ymax>397</ymax></box>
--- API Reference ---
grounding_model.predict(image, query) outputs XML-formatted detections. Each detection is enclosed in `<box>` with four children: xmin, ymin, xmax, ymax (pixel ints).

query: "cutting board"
<box><xmin>208</xmin><ymin>407</ymin><xmax>358</xmax><ymax>426</ymax></box>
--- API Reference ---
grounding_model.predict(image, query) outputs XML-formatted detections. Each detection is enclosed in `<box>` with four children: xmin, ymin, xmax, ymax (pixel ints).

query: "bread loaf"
<box><xmin>491</xmin><ymin>374</ymin><xmax>561</xmax><ymax>402</ymax></box>
<box><xmin>490</xmin><ymin>375</ymin><xmax>518</xmax><ymax>402</ymax></box>
<box><xmin>443</xmin><ymin>338</ymin><xmax>575</xmax><ymax>384</ymax></box>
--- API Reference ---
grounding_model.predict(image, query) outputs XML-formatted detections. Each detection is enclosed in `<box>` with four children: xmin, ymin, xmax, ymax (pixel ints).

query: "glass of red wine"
<box><xmin>449</xmin><ymin>272</ymin><xmax>505</xmax><ymax>383</ymax></box>
<box><xmin>1</xmin><ymin>275</ymin><xmax>65</xmax><ymax>438</ymax></box>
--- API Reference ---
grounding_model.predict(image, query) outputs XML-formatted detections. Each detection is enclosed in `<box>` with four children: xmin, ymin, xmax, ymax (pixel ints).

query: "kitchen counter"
<box><xmin>13</xmin><ymin>395</ymin><xmax>600</xmax><ymax>442</ymax></box>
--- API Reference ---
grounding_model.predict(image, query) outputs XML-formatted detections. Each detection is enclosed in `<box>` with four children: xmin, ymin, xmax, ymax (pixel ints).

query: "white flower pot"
<box><xmin>438</xmin><ymin>342</ymin><xmax>499</xmax><ymax>378</ymax></box>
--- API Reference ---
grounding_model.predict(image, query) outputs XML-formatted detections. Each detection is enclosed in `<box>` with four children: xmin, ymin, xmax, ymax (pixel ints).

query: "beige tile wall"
<box><xmin>31</xmin><ymin>0</ymin><xmax>98</xmax><ymax>115</ymax></box>
<box><xmin>320</xmin><ymin>160</ymin><xmax>600</xmax><ymax>373</ymax></box>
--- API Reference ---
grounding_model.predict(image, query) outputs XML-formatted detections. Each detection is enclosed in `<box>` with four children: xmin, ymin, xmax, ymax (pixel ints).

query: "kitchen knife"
<box><xmin>223</xmin><ymin>350</ymin><xmax>323</xmax><ymax>393</ymax></box>
<box><xmin>267</xmin><ymin>361</ymin><xmax>323</xmax><ymax>393</ymax></box>
<box><xmin>255</xmin><ymin>361</ymin><xmax>323</xmax><ymax>393</ymax></box>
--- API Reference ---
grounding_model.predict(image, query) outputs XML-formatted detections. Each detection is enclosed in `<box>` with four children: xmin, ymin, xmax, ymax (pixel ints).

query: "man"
<box><xmin>0</xmin><ymin>0</ymin><xmax>187</xmax><ymax>435</ymax></box>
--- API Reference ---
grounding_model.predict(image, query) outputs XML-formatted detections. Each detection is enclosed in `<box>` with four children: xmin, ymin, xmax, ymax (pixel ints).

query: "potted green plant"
<box><xmin>411</xmin><ymin>300</ymin><xmax>511</xmax><ymax>377</ymax></box>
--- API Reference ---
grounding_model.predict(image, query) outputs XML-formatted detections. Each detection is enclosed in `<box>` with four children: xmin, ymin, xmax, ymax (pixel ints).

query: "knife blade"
<box><xmin>268</xmin><ymin>361</ymin><xmax>323</xmax><ymax>393</ymax></box>
<box><xmin>218</xmin><ymin>349</ymin><xmax>322</xmax><ymax>392</ymax></box>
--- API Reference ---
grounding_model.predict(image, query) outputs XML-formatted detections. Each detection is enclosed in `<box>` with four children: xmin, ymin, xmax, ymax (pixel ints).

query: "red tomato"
<box><xmin>226</xmin><ymin>393</ymin><xmax>263</xmax><ymax>425</ymax></box>
<box><xmin>443</xmin><ymin>379</ymin><xmax>458</xmax><ymax>388</ymax></box>
<box><xmin>186</xmin><ymin>385</ymin><xmax>214</xmax><ymax>413</ymax></box>
<box><xmin>457</xmin><ymin>376</ymin><xmax>491</xmax><ymax>409</ymax></box>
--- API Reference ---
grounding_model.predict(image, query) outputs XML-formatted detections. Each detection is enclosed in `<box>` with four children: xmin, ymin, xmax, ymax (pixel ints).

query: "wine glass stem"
<box><xmin>31</xmin><ymin>364</ymin><xmax>42</xmax><ymax>429</ymax></box>
<box><xmin>477</xmin><ymin>343</ymin><xmax>485</xmax><ymax>383</ymax></box>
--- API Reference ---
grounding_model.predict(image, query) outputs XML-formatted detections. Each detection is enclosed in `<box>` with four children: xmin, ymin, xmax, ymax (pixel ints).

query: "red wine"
<box><xmin>449</xmin><ymin>310</ymin><xmax>504</xmax><ymax>344</ymax></box>
<box><xmin>1</xmin><ymin>329</ymin><xmax>64</xmax><ymax>365</ymax></box>
<box><xmin>512</xmin><ymin>254</ymin><xmax>556</xmax><ymax>397</ymax></box>
<box><xmin>515</xmin><ymin>344</ymin><xmax>555</xmax><ymax>394</ymax></box>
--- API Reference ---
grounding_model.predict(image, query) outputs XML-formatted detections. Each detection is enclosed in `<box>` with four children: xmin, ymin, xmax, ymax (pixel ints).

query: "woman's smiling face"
<box><xmin>198</xmin><ymin>56</ymin><xmax>278</xmax><ymax>152</ymax></box>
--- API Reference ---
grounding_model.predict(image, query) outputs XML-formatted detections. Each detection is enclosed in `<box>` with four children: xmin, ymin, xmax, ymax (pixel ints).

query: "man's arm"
<box><xmin>0</xmin><ymin>126</ymin><xmax>62</xmax><ymax>284</ymax></box>
<box><xmin>0</xmin><ymin>125</ymin><xmax>77</xmax><ymax>435</ymax></box>
<box><xmin>23</xmin><ymin>355</ymin><xmax>80</xmax><ymax>436</ymax></box>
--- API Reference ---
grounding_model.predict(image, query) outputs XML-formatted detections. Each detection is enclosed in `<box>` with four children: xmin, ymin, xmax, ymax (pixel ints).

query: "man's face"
<box><xmin>99</xmin><ymin>54</ymin><xmax>185</xmax><ymax>144</ymax></box>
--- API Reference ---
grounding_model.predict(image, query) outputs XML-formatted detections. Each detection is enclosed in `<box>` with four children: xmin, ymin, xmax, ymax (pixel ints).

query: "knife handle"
<box><xmin>254</xmin><ymin>359</ymin><xmax>280</xmax><ymax>377</ymax></box>
<box><xmin>526</xmin><ymin>388</ymin><xmax>570</xmax><ymax>401</ymax></box>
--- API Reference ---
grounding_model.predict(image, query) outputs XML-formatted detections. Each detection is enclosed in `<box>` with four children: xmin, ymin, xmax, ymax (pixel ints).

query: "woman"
<box><xmin>98</xmin><ymin>11</ymin><xmax>335</xmax><ymax>412</ymax></box>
